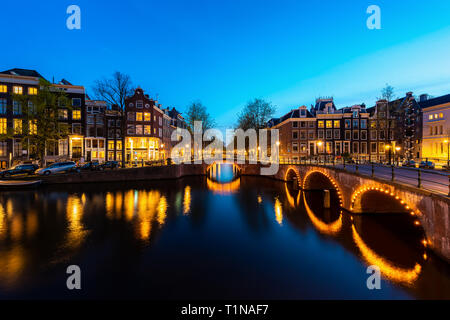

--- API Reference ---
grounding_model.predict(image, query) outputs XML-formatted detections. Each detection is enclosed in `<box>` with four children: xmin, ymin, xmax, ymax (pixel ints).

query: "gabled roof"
<box><xmin>418</xmin><ymin>94</ymin><xmax>450</xmax><ymax>109</ymax></box>
<box><xmin>267</xmin><ymin>107</ymin><xmax>314</xmax><ymax>127</ymax></box>
<box><xmin>314</xmin><ymin>98</ymin><xmax>336</xmax><ymax>112</ymax></box>
<box><xmin>0</xmin><ymin>68</ymin><xmax>45</xmax><ymax>79</ymax></box>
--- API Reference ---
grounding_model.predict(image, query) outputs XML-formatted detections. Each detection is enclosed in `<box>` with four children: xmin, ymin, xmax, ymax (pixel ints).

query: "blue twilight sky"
<box><xmin>1</xmin><ymin>0</ymin><xmax>450</xmax><ymax>128</ymax></box>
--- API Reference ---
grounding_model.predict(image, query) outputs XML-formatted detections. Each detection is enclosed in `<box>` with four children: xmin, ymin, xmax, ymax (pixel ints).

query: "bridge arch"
<box><xmin>351</xmin><ymin>185</ymin><xmax>423</xmax><ymax>221</ymax></box>
<box><xmin>302</xmin><ymin>169</ymin><xmax>344</xmax><ymax>207</ymax></box>
<box><xmin>206</xmin><ymin>161</ymin><xmax>242</xmax><ymax>178</ymax></box>
<box><xmin>284</xmin><ymin>166</ymin><xmax>301</xmax><ymax>189</ymax></box>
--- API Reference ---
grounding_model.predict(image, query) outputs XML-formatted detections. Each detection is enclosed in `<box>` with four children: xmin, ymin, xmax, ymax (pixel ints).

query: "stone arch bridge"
<box><xmin>235</xmin><ymin>163</ymin><xmax>450</xmax><ymax>262</ymax></box>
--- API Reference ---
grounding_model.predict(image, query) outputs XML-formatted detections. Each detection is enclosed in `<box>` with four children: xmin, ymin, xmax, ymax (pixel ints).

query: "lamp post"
<box><xmin>317</xmin><ymin>141</ymin><xmax>323</xmax><ymax>164</ymax></box>
<box><xmin>395</xmin><ymin>146</ymin><xmax>401</xmax><ymax>166</ymax></box>
<box><xmin>275</xmin><ymin>141</ymin><xmax>280</xmax><ymax>163</ymax></box>
<box><xmin>385</xmin><ymin>144</ymin><xmax>392</xmax><ymax>165</ymax></box>
<box><xmin>444</xmin><ymin>139</ymin><xmax>449</xmax><ymax>168</ymax></box>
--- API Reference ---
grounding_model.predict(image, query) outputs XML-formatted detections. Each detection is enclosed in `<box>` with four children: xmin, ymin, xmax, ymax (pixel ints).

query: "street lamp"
<box><xmin>444</xmin><ymin>140</ymin><xmax>449</xmax><ymax>168</ymax></box>
<box><xmin>395</xmin><ymin>146</ymin><xmax>401</xmax><ymax>166</ymax></box>
<box><xmin>385</xmin><ymin>145</ymin><xmax>392</xmax><ymax>165</ymax></box>
<box><xmin>317</xmin><ymin>141</ymin><xmax>323</xmax><ymax>163</ymax></box>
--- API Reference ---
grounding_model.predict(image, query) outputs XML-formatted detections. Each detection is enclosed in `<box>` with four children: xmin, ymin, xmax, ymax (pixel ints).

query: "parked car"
<box><xmin>77</xmin><ymin>161</ymin><xmax>102</xmax><ymax>171</ymax></box>
<box><xmin>0</xmin><ymin>164</ymin><xmax>39</xmax><ymax>178</ymax></box>
<box><xmin>100</xmin><ymin>161</ymin><xmax>119</xmax><ymax>170</ymax></box>
<box><xmin>419</xmin><ymin>161</ymin><xmax>435</xmax><ymax>170</ymax></box>
<box><xmin>36</xmin><ymin>161</ymin><xmax>77</xmax><ymax>176</ymax></box>
<box><xmin>402</xmin><ymin>160</ymin><xmax>416</xmax><ymax>168</ymax></box>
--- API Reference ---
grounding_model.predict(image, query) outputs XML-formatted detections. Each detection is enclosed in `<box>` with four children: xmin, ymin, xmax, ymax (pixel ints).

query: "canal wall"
<box><xmin>38</xmin><ymin>164</ymin><xmax>207</xmax><ymax>185</ymax></box>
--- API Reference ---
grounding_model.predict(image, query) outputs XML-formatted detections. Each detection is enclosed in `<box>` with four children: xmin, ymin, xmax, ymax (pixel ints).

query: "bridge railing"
<box><xmin>279</xmin><ymin>158</ymin><xmax>450</xmax><ymax>197</ymax></box>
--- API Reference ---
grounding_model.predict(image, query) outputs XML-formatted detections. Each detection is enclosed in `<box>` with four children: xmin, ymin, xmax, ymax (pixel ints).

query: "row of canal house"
<box><xmin>267</xmin><ymin>92</ymin><xmax>445</xmax><ymax>163</ymax></box>
<box><xmin>0</xmin><ymin>68</ymin><xmax>187</xmax><ymax>168</ymax></box>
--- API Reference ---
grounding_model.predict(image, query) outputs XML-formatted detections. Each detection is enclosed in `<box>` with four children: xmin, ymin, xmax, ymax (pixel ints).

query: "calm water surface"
<box><xmin>0</xmin><ymin>164</ymin><xmax>449</xmax><ymax>299</ymax></box>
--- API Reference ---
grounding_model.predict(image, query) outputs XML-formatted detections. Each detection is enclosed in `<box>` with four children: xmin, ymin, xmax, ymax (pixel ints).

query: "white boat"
<box><xmin>0</xmin><ymin>180</ymin><xmax>42</xmax><ymax>189</ymax></box>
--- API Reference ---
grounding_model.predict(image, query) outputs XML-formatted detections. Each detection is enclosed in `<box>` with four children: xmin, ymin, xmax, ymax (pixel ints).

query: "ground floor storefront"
<box><xmin>125</xmin><ymin>137</ymin><xmax>166</xmax><ymax>162</ymax></box>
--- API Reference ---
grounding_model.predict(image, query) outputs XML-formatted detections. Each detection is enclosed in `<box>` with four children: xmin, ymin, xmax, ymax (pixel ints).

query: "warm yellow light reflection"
<box><xmin>183</xmin><ymin>186</ymin><xmax>191</xmax><ymax>215</ymax></box>
<box><xmin>284</xmin><ymin>183</ymin><xmax>296</xmax><ymax>208</ymax></box>
<box><xmin>157</xmin><ymin>196</ymin><xmax>168</xmax><ymax>225</ymax></box>
<box><xmin>0</xmin><ymin>203</ymin><xmax>5</xmax><ymax>237</ymax></box>
<box><xmin>303</xmin><ymin>193</ymin><xmax>342</xmax><ymax>235</ymax></box>
<box><xmin>351</xmin><ymin>225</ymin><xmax>421</xmax><ymax>285</ymax></box>
<box><xmin>206</xmin><ymin>178</ymin><xmax>240</xmax><ymax>195</ymax></box>
<box><xmin>66</xmin><ymin>195</ymin><xmax>86</xmax><ymax>248</ymax></box>
<box><xmin>274</xmin><ymin>198</ymin><xmax>283</xmax><ymax>225</ymax></box>
<box><xmin>0</xmin><ymin>247</ymin><xmax>26</xmax><ymax>286</ymax></box>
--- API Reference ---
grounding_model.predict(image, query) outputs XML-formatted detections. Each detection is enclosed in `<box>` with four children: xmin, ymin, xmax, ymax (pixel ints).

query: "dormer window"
<box><xmin>300</xmin><ymin>109</ymin><xmax>306</xmax><ymax>117</ymax></box>
<box><xmin>353</xmin><ymin>111</ymin><xmax>359</xmax><ymax>118</ymax></box>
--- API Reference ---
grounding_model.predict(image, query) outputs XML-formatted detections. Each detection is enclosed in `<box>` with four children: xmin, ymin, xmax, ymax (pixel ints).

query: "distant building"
<box><xmin>84</xmin><ymin>100</ymin><xmax>107</xmax><ymax>162</ymax></box>
<box><xmin>420</xmin><ymin>94</ymin><xmax>450</xmax><ymax>163</ymax></box>
<box><xmin>0</xmin><ymin>69</ymin><xmax>85</xmax><ymax>167</ymax></box>
<box><xmin>124</xmin><ymin>88</ymin><xmax>166</xmax><ymax>162</ymax></box>
<box><xmin>267</xmin><ymin>106</ymin><xmax>315</xmax><ymax>161</ymax></box>
<box><xmin>105</xmin><ymin>105</ymin><xmax>123</xmax><ymax>162</ymax></box>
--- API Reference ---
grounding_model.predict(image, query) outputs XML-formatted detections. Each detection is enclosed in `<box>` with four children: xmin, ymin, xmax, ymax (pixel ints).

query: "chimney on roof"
<box><xmin>419</xmin><ymin>94</ymin><xmax>429</xmax><ymax>102</ymax></box>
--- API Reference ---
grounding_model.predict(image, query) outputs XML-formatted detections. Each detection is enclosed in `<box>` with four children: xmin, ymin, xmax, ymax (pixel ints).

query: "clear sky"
<box><xmin>1</xmin><ymin>0</ymin><xmax>450</xmax><ymax>128</ymax></box>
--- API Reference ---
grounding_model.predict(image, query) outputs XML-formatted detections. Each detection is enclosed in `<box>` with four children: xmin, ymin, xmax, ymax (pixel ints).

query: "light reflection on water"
<box><xmin>0</xmin><ymin>167</ymin><xmax>449</xmax><ymax>299</ymax></box>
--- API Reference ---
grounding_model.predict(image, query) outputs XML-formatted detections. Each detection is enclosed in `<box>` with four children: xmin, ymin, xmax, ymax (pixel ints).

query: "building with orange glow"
<box><xmin>124</xmin><ymin>88</ymin><xmax>166</xmax><ymax>162</ymax></box>
<box><xmin>0</xmin><ymin>69</ymin><xmax>86</xmax><ymax>167</ymax></box>
<box><xmin>420</xmin><ymin>94</ymin><xmax>450</xmax><ymax>164</ymax></box>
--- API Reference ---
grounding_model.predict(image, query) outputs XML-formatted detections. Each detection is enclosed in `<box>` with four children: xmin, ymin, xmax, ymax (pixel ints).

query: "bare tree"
<box><xmin>378</xmin><ymin>84</ymin><xmax>395</xmax><ymax>102</ymax></box>
<box><xmin>185</xmin><ymin>101</ymin><xmax>216</xmax><ymax>133</ymax></box>
<box><xmin>93</xmin><ymin>72</ymin><xmax>134</xmax><ymax>167</ymax></box>
<box><xmin>236</xmin><ymin>98</ymin><xmax>275</xmax><ymax>130</ymax></box>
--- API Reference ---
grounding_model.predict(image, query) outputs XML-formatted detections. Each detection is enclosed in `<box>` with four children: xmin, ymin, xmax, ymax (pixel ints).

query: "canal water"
<box><xmin>0</xmin><ymin>163</ymin><xmax>449</xmax><ymax>299</ymax></box>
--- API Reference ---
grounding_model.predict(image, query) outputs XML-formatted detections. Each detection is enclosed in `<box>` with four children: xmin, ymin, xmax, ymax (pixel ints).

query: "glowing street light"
<box><xmin>444</xmin><ymin>139</ymin><xmax>449</xmax><ymax>168</ymax></box>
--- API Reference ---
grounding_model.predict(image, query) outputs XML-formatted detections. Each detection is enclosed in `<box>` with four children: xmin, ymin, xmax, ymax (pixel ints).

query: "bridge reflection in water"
<box><xmin>0</xmin><ymin>172</ymin><xmax>449</xmax><ymax>299</ymax></box>
<box><xmin>283</xmin><ymin>181</ymin><xmax>427</xmax><ymax>287</ymax></box>
<box><xmin>207</xmin><ymin>162</ymin><xmax>241</xmax><ymax>195</ymax></box>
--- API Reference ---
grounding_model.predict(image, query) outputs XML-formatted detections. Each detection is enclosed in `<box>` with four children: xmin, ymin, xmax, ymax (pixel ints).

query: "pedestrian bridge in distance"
<box><xmin>235</xmin><ymin>163</ymin><xmax>450</xmax><ymax>262</ymax></box>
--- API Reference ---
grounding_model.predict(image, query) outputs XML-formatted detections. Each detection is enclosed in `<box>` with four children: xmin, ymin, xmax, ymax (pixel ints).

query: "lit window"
<box><xmin>318</xmin><ymin>121</ymin><xmax>324</xmax><ymax>128</ymax></box>
<box><xmin>29</xmin><ymin>120</ymin><xmax>37</xmax><ymax>135</ymax></box>
<box><xmin>144</xmin><ymin>125</ymin><xmax>151</xmax><ymax>135</ymax></box>
<box><xmin>14</xmin><ymin>119</ymin><xmax>22</xmax><ymax>134</ymax></box>
<box><xmin>0</xmin><ymin>118</ymin><xmax>6</xmax><ymax>134</ymax></box>
<box><xmin>326</xmin><ymin>121</ymin><xmax>332</xmax><ymax>128</ymax></box>
<box><xmin>333</xmin><ymin>120</ymin><xmax>340</xmax><ymax>128</ymax></box>
<box><xmin>13</xmin><ymin>86</ymin><xmax>23</xmax><ymax>94</ymax></box>
<box><xmin>72</xmin><ymin>110</ymin><xmax>81</xmax><ymax>120</ymax></box>
<box><xmin>28</xmin><ymin>87</ymin><xmax>38</xmax><ymax>95</ymax></box>
<box><xmin>144</xmin><ymin>113</ymin><xmax>151</xmax><ymax>121</ymax></box>
<box><xmin>439</xmin><ymin>113</ymin><xmax>444</xmax><ymax>118</ymax></box>
<box><xmin>428</xmin><ymin>115</ymin><xmax>433</xmax><ymax>120</ymax></box>
<box><xmin>136</xmin><ymin>112</ymin><xmax>143</xmax><ymax>121</ymax></box>
<box><xmin>136</xmin><ymin>125</ymin><xmax>143</xmax><ymax>135</ymax></box>
<box><xmin>0</xmin><ymin>85</ymin><xmax>7</xmax><ymax>93</ymax></box>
